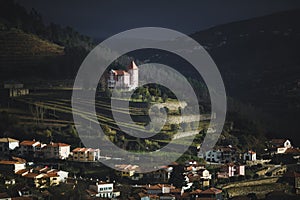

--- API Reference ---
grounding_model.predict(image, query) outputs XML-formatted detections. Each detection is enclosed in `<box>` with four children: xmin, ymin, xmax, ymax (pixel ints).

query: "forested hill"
<box><xmin>0</xmin><ymin>0</ymin><xmax>94</xmax><ymax>50</ymax></box>
<box><xmin>0</xmin><ymin>0</ymin><xmax>94</xmax><ymax>80</ymax></box>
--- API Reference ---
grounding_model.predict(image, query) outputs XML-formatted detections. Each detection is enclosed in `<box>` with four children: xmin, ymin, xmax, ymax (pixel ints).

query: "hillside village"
<box><xmin>1</xmin><ymin>1</ymin><xmax>300</xmax><ymax>199</ymax></box>
<box><xmin>0</xmin><ymin>63</ymin><xmax>299</xmax><ymax>199</ymax></box>
<box><xmin>0</xmin><ymin>135</ymin><xmax>299</xmax><ymax>199</ymax></box>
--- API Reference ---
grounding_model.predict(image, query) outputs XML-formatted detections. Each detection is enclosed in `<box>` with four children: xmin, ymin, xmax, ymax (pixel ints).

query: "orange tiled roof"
<box><xmin>201</xmin><ymin>187</ymin><xmax>222</xmax><ymax>195</ymax></box>
<box><xmin>20</xmin><ymin>140</ymin><xmax>38</xmax><ymax>146</ymax></box>
<box><xmin>23</xmin><ymin>173</ymin><xmax>39</xmax><ymax>179</ymax></box>
<box><xmin>190</xmin><ymin>189</ymin><xmax>202</xmax><ymax>194</ymax></box>
<box><xmin>15</xmin><ymin>169</ymin><xmax>28</xmax><ymax>175</ymax></box>
<box><xmin>0</xmin><ymin>160</ymin><xmax>21</xmax><ymax>165</ymax></box>
<box><xmin>0</xmin><ymin>137</ymin><xmax>19</xmax><ymax>143</ymax></box>
<box><xmin>144</xmin><ymin>184</ymin><xmax>175</xmax><ymax>190</ymax></box>
<box><xmin>72</xmin><ymin>147</ymin><xmax>99</xmax><ymax>152</ymax></box>
<box><xmin>170</xmin><ymin>188</ymin><xmax>182</xmax><ymax>193</ymax></box>
<box><xmin>45</xmin><ymin>173</ymin><xmax>59</xmax><ymax>177</ymax></box>
<box><xmin>285</xmin><ymin>148</ymin><xmax>300</xmax><ymax>154</ymax></box>
<box><xmin>127</xmin><ymin>61</ymin><xmax>138</xmax><ymax>70</ymax></box>
<box><xmin>113</xmin><ymin>70</ymin><xmax>129</xmax><ymax>76</ymax></box>
<box><xmin>47</xmin><ymin>142</ymin><xmax>70</xmax><ymax>147</ymax></box>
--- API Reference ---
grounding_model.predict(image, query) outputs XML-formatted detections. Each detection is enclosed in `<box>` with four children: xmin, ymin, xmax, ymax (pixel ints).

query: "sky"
<box><xmin>16</xmin><ymin>0</ymin><xmax>300</xmax><ymax>40</ymax></box>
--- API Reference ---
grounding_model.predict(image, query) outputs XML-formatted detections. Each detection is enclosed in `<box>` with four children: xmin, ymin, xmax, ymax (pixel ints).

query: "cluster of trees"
<box><xmin>130</xmin><ymin>85</ymin><xmax>170</xmax><ymax>103</ymax></box>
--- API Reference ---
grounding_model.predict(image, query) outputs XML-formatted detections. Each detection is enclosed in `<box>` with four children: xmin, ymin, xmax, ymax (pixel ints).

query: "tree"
<box><xmin>162</xmin><ymin>93</ymin><xmax>168</xmax><ymax>102</ymax></box>
<box><xmin>169</xmin><ymin>165</ymin><xmax>187</xmax><ymax>188</ymax></box>
<box><xmin>102</xmin><ymin>125</ymin><xmax>111</xmax><ymax>134</ymax></box>
<box><xmin>171</xmin><ymin>124</ymin><xmax>179</xmax><ymax>132</ymax></box>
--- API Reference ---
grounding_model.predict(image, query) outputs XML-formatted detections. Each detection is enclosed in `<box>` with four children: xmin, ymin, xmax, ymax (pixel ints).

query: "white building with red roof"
<box><xmin>243</xmin><ymin>150</ymin><xmax>257</xmax><ymax>161</ymax></box>
<box><xmin>107</xmin><ymin>61</ymin><xmax>139</xmax><ymax>90</ymax></box>
<box><xmin>44</xmin><ymin>142</ymin><xmax>70</xmax><ymax>159</ymax></box>
<box><xmin>269</xmin><ymin>139</ymin><xmax>292</xmax><ymax>154</ymax></box>
<box><xmin>19</xmin><ymin>140</ymin><xmax>45</xmax><ymax>157</ymax></box>
<box><xmin>89</xmin><ymin>182</ymin><xmax>120</xmax><ymax>198</ymax></box>
<box><xmin>70</xmin><ymin>147</ymin><xmax>100</xmax><ymax>162</ymax></box>
<box><xmin>0</xmin><ymin>137</ymin><xmax>19</xmax><ymax>153</ymax></box>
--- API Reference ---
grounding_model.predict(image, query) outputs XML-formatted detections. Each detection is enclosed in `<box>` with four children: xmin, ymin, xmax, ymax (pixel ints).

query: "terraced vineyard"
<box><xmin>0</xmin><ymin>28</ymin><xmax>65</xmax><ymax>79</ymax></box>
<box><xmin>0</xmin><ymin>28</ymin><xmax>64</xmax><ymax>61</ymax></box>
<box><xmin>7</xmin><ymin>89</ymin><xmax>209</xmax><ymax>154</ymax></box>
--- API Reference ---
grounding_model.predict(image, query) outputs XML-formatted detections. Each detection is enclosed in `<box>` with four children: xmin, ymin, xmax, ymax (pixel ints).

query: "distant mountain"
<box><xmin>191</xmin><ymin>9</ymin><xmax>300</xmax><ymax>98</ymax></box>
<box><xmin>119</xmin><ymin>10</ymin><xmax>300</xmax><ymax>145</ymax></box>
<box><xmin>191</xmin><ymin>10</ymin><xmax>300</xmax><ymax>142</ymax></box>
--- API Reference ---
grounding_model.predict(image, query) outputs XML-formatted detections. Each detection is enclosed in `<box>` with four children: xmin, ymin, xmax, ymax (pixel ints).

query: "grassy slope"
<box><xmin>0</xmin><ymin>28</ymin><xmax>64</xmax><ymax>58</ymax></box>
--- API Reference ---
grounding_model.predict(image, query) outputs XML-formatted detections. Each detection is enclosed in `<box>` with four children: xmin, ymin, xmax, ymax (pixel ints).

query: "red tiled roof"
<box><xmin>47</xmin><ymin>142</ymin><xmax>70</xmax><ymax>147</ymax></box>
<box><xmin>144</xmin><ymin>184</ymin><xmax>174</xmax><ymax>190</ymax></box>
<box><xmin>20</xmin><ymin>140</ymin><xmax>37</xmax><ymax>146</ymax></box>
<box><xmin>201</xmin><ymin>187</ymin><xmax>222</xmax><ymax>195</ymax></box>
<box><xmin>190</xmin><ymin>189</ymin><xmax>202</xmax><ymax>194</ymax></box>
<box><xmin>23</xmin><ymin>173</ymin><xmax>39</xmax><ymax>179</ymax></box>
<box><xmin>15</xmin><ymin>169</ymin><xmax>28</xmax><ymax>175</ymax></box>
<box><xmin>72</xmin><ymin>147</ymin><xmax>87</xmax><ymax>152</ymax></box>
<box><xmin>0</xmin><ymin>137</ymin><xmax>19</xmax><ymax>143</ymax></box>
<box><xmin>127</xmin><ymin>61</ymin><xmax>138</xmax><ymax>70</ymax></box>
<box><xmin>0</xmin><ymin>160</ymin><xmax>21</xmax><ymax>165</ymax></box>
<box><xmin>284</xmin><ymin>148</ymin><xmax>300</xmax><ymax>154</ymax></box>
<box><xmin>112</xmin><ymin>70</ymin><xmax>129</xmax><ymax>76</ymax></box>
<box><xmin>170</xmin><ymin>188</ymin><xmax>181</xmax><ymax>193</ymax></box>
<box><xmin>72</xmin><ymin>147</ymin><xmax>99</xmax><ymax>152</ymax></box>
<box><xmin>45</xmin><ymin>173</ymin><xmax>59</xmax><ymax>177</ymax></box>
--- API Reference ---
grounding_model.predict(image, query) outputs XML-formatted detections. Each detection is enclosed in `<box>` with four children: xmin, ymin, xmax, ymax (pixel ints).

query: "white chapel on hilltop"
<box><xmin>107</xmin><ymin>61</ymin><xmax>139</xmax><ymax>90</ymax></box>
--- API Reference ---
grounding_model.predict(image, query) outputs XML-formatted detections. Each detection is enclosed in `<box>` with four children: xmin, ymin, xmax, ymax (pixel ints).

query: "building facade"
<box><xmin>70</xmin><ymin>147</ymin><xmax>100</xmax><ymax>162</ymax></box>
<box><xmin>107</xmin><ymin>61</ymin><xmax>139</xmax><ymax>90</ymax></box>
<box><xmin>19</xmin><ymin>140</ymin><xmax>43</xmax><ymax>156</ymax></box>
<box><xmin>243</xmin><ymin>150</ymin><xmax>257</xmax><ymax>161</ymax></box>
<box><xmin>89</xmin><ymin>182</ymin><xmax>120</xmax><ymax>198</ymax></box>
<box><xmin>0</xmin><ymin>137</ymin><xmax>19</xmax><ymax>154</ymax></box>
<box><xmin>44</xmin><ymin>142</ymin><xmax>70</xmax><ymax>159</ymax></box>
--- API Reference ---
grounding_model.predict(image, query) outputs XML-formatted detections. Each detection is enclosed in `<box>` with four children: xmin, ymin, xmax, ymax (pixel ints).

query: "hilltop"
<box><xmin>128</xmin><ymin>9</ymin><xmax>300</xmax><ymax>146</ymax></box>
<box><xmin>191</xmin><ymin>9</ymin><xmax>300</xmax><ymax>145</ymax></box>
<box><xmin>0</xmin><ymin>0</ymin><xmax>94</xmax><ymax>80</ymax></box>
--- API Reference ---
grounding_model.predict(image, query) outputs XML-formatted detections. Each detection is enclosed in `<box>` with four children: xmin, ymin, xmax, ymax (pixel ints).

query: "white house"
<box><xmin>144</xmin><ymin>184</ymin><xmax>175</xmax><ymax>195</ymax></box>
<box><xmin>0</xmin><ymin>159</ymin><xmax>26</xmax><ymax>173</ymax></box>
<box><xmin>0</xmin><ymin>137</ymin><xmax>19</xmax><ymax>153</ymax></box>
<box><xmin>70</xmin><ymin>147</ymin><xmax>100</xmax><ymax>162</ymax></box>
<box><xmin>44</xmin><ymin>142</ymin><xmax>70</xmax><ymax>159</ymax></box>
<box><xmin>270</xmin><ymin>139</ymin><xmax>292</xmax><ymax>154</ymax></box>
<box><xmin>243</xmin><ymin>150</ymin><xmax>257</xmax><ymax>161</ymax></box>
<box><xmin>201</xmin><ymin>169</ymin><xmax>212</xmax><ymax>180</ymax></box>
<box><xmin>38</xmin><ymin>167</ymin><xmax>69</xmax><ymax>183</ymax></box>
<box><xmin>107</xmin><ymin>61</ymin><xmax>139</xmax><ymax>90</ymax></box>
<box><xmin>89</xmin><ymin>182</ymin><xmax>120</xmax><ymax>198</ymax></box>
<box><xmin>217</xmin><ymin>163</ymin><xmax>245</xmax><ymax>178</ymax></box>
